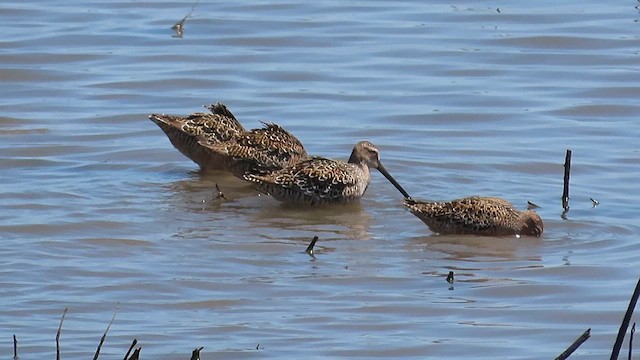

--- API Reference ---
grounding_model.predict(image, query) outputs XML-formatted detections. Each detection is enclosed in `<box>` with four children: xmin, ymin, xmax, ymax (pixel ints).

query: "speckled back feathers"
<box><xmin>403</xmin><ymin>196</ymin><xmax>543</xmax><ymax>236</ymax></box>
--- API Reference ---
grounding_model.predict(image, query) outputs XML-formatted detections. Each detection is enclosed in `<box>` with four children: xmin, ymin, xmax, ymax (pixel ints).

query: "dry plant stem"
<box><xmin>610</xmin><ymin>277</ymin><xmax>640</xmax><ymax>360</ymax></box>
<box><xmin>554</xmin><ymin>328</ymin><xmax>590</xmax><ymax>360</ymax></box>
<box><xmin>56</xmin><ymin>308</ymin><xmax>68</xmax><ymax>360</ymax></box>
<box><xmin>128</xmin><ymin>348</ymin><xmax>141</xmax><ymax>360</ymax></box>
<box><xmin>562</xmin><ymin>149</ymin><xmax>572</xmax><ymax>211</ymax></box>
<box><xmin>123</xmin><ymin>339</ymin><xmax>137</xmax><ymax>360</ymax></box>
<box><xmin>305</xmin><ymin>236</ymin><xmax>319</xmax><ymax>255</ymax></box>
<box><xmin>13</xmin><ymin>334</ymin><xmax>18</xmax><ymax>360</ymax></box>
<box><xmin>633</xmin><ymin>323</ymin><xmax>637</xmax><ymax>358</ymax></box>
<box><xmin>93</xmin><ymin>311</ymin><xmax>118</xmax><ymax>360</ymax></box>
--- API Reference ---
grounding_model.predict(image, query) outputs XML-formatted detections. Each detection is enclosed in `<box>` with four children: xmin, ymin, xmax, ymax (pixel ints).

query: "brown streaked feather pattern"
<box><xmin>403</xmin><ymin>196</ymin><xmax>543</xmax><ymax>236</ymax></box>
<box><xmin>204</xmin><ymin>102</ymin><xmax>238</xmax><ymax>121</ymax></box>
<box><xmin>246</xmin><ymin>156</ymin><xmax>369</xmax><ymax>206</ymax></box>
<box><xmin>199</xmin><ymin>122</ymin><xmax>308</xmax><ymax>178</ymax></box>
<box><xmin>149</xmin><ymin>110</ymin><xmax>245</xmax><ymax>170</ymax></box>
<box><xmin>244</xmin><ymin>141</ymin><xmax>409</xmax><ymax>206</ymax></box>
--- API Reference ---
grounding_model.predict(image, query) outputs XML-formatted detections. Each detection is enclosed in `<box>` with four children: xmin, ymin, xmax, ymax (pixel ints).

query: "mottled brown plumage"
<box><xmin>403</xmin><ymin>196</ymin><xmax>543</xmax><ymax>236</ymax></box>
<box><xmin>198</xmin><ymin>121</ymin><xmax>308</xmax><ymax>178</ymax></box>
<box><xmin>245</xmin><ymin>141</ymin><xmax>410</xmax><ymax>206</ymax></box>
<box><xmin>149</xmin><ymin>103</ymin><xmax>245</xmax><ymax>170</ymax></box>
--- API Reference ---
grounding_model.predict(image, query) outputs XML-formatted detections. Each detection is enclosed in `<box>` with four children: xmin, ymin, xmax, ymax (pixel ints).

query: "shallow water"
<box><xmin>2</xmin><ymin>1</ymin><xmax>640</xmax><ymax>359</ymax></box>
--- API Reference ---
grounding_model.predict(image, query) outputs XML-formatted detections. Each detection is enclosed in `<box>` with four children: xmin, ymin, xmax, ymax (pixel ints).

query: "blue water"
<box><xmin>1</xmin><ymin>1</ymin><xmax>640</xmax><ymax>359</ymax></box>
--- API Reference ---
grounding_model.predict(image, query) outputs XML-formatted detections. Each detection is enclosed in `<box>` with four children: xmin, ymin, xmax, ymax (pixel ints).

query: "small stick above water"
<box><xmin>190</xmin><ymin>347</ymin><xmax>204</xmax><ymax>360</ymax></box>
<box><xmin>56</xmin><ymin>308</ymin><xmax>68</xmax><ymax>360</ymax></box>
<box><xmin>562</xmin><ymin>149</ymin><xmax>572</xmax><ymax>216</ymax></box>
<box><xmin>305</xmin><ymin>236</ymin><xmax>319</xmax><ymax>256</ymax></box>
<box><xmin>13</xmin><ymin>334</ymin><xmax>18</xmax><ymax>360</ymax></box>
<box><xmin>93</xmin><ymin>308</ymin><xmax>119</xmax><ymax>360</ymax></box>
<box><xmin>554</xmin><ymin>328</ymin><xmax>591</xmax><ymax>360</ymax></box>
<box><xmin>123</xmin><ymin>339</ymin><xmax>137</xmax><ymax>360</ymax></box>
<box><xmin>610</xmin><ymin>277</ymin><xmax>640</xmax><ymax>360</ymax></box>
<box><xmin>629</xmin><ymin>323</ymin><xmax>636</xmax><ymax>360</ymax></box>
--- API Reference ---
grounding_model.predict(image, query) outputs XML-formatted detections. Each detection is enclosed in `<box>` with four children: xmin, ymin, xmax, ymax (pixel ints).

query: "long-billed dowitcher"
<box><xmin>198</xmin><ymin>121</ymin><xmax>308</xmax><ymax>179</ymax></box>
<box><xmin>403</xmin><ymin>196</ymin><xmax>543</xmax><ymax>236</ymax></box>
<box><xmin>149</xmin><ymin>103</ymin><xmax>245</xmax><ymax>170</ymax></box>
<box><xmin>244</xmin><ymin>141</ymin><xmax>411</xmax><ymax>206</ymax></box>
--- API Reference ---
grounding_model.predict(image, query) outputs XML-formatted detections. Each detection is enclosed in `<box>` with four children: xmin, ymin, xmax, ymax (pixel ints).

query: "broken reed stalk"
<box><xmin>633</xmin><ymin>324</ymin><xmax>637</xmax><ymax>359</ymax></box>
<box><xmin>93</xmin><ymin>310</ymin><xmax>118</xmax><ymax>360</ymax></box>
<box><xmin>562</xmin><ymin>149</ymin><xmax>572</xmax><ymax>212</ymax></box>
<box><xmin>56</xmin><ymin>308</ymin><xmax>68</xmax><ymax>360</ymax></box>
<box><xmin>127</xmin><ymin>348</ymin><xmax>141</xmax><ymax>360</ymax></box>
<box><xmin>305</xmin><ymin>236</ymin><xmax>319</xmax><ymax>255</ymax></box>
<box><xmin>610</xmin><ymin>277</ymin><xmax>640</xmax><ymax>360</ymax></box>
<box><xmin>123</xmin><ymin>339</ymin><xmax>137</xmax><ymax>360</ymax></box>
<box><xmin>190</xmin><ymin>347</ymin><xmax>204</xmax><ymax>360</ymax></box>
<box><xmin>554</xmin><ymin>328</ymin><xmax>591</xmax><ymax>360</ymax></box>
<box><xmin>13</xmin><ymin>334</ymin><xmax>18</xmax><ymax>360</ymax></box>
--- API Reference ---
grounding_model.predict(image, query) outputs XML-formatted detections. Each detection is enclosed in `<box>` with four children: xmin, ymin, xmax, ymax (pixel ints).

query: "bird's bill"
<box><xmin>377</xmin><ymin>163</ymin><xmax>411</xmax><ymax>199</ymax></box>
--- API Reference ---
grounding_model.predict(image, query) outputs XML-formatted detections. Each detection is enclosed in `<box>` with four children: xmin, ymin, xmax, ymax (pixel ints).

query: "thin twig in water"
<box><xmin>590</xmin><ymin>197</ymin><xmax>599</xmax><ymax>207</ymax></box>
<box><xmin>127</xmin><ymin>348</ymin><xmax>141</xmax><ymax>360</ymax></box>
<box><xmin>554</xmin><ymin>328</ymin><xmax>590</xmax><ymax>360</ymax></box>
<box><xmin>214</xmin><ymin>183</ymin><xmax>227</xmax><ymax>201</ymax></box>
<box><xmin>123</xmin><ymin>339</ymin><xmax>137</xmax><ymax>360</ymax></box>
<box><xmin>629</xmin><ymin>323</ymin><xmax>635</xmax><ymax>360</ymax></box>
<box><xmin>610</xmin><ymin>277</ymin><xmax>640</xmax><ymax>360</ymax></box>
<box><xmin>13</xmin><ymin>334</ymin><xmax>18</xmax><ymax>360</ymax></box>
<box><xmin>93</xmin><ymin>307</ymin><xmax>119</xmax><ymax>360</ymax></box>
<box><xmin>561</xmin><ymin>149</ymin><xmax>572</xmax><ymax>218</ymax></box>
<box><xmin>305</xmin><ymin>236</ymin><xmax>319</xmax><ymax>256</ymax></box>
<box><xmin>56</xmin><ymin>308</ymin><xmax>68</xmax><ymax>360</ymax></box>
<box><xmin>190</xmin><ymin>347</ymin><xmax>204</xmax><ymax>360</ymax></box>
<box><xmin>172</xmin><ymin>0</ymin><xmax>201</xmax><ymax>38</ymax></box>
<box><xmin>446</xmin><ymin>271</ymin><xmax>454</xmax><ymax>284</ymax></box>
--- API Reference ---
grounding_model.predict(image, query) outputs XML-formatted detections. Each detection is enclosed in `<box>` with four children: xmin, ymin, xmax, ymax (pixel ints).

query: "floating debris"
<box><xmin>171</xmin><ymin>0</ymin><xmax>200</xmax><ymax>38</ymax></box>
<box><xmin>590</xmin><ymin>197</ymin><xmax>599</xmax><ymax>207</ymax></box>
<box><xmin>446</xmin><ymin>271</ymin><xmax>454</xmax><ymax>284</ymax></box>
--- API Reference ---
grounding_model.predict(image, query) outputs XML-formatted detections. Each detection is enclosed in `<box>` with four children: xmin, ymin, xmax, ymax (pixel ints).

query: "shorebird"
<box><xmin>244</xmin><ymin>141</ymin><xmax>411</xmax><ymax>206</ymax></box>
<box><xmin>198</xmin><ymin>121</ymin><xmax>308</xmax><ymax>179</ymax></box>
<box><xmin>403</xmin><ymin>196</ymin><xmax>543</xmax><ymax>236</ymax></box>
<box><xmin>149</xmin><ymin>103</ymin><xmax>245</xmax><ymax>170</ymax></box>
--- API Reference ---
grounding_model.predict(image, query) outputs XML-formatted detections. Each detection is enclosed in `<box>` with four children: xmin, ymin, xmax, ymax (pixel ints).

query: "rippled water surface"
<box><xmin>2</xmin><ymin>1</ymin><xmax>640</xmax><ymax>359</ymax></box>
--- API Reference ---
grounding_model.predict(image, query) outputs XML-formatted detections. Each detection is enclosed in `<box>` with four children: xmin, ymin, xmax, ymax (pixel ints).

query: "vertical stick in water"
<box><xmin>123</xmin><ymin>339</ymin><xmax>137</xmax><ymax>360</ymax></box>
<box><xmin>13</xmin><ymin>334</ymin><xmax>18</xmax><ymax>360</ymax></box>
<box><xmin>56</xmin><ymin>308</ymin><xmax>68</xmax><ymax>360</ymax></box>
<box><xmin>610</xmin><ymin>277</ymin><xmax>640</xmax><ymax>360</ymax></box>
<box><xmin>562</xmin><ymin>149</ymin><xmax>572</xmax><ymax>211</ymax></box>
<box><xmin>629</xmin><ymin>323</ymin><xmax>635</xmax><ymax>360</ymax></box>
<box><xmin>94</xmin><ymin>310</ymin><xmax>118</xmax><ymax>360</ymax></box>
